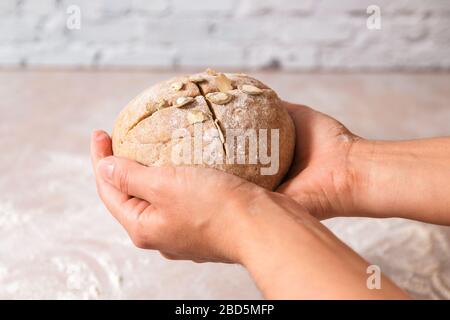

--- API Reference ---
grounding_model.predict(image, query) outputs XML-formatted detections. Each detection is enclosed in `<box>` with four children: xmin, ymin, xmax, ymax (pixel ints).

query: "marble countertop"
<box><xmin>0</xmin><ymin>70</ymin><xmax>449</xmax><ymax>299</ymax></box>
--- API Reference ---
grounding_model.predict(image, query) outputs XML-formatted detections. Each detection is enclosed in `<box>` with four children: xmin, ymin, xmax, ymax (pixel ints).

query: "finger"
<box><xmin>90</xmin><ymin>130</ymin><xmax>127</xmax><ymax>202</ymax></box>
<box><xmin>90</xmin><ymin>130</ymin><xmax>147</xmax><ymax>229</ymax></box>
<box><xmin>90</xmin><ymin>130</ymin><xmax>113</xmax><ymax>166</ymax></box>
<box><xmin>97</xmin><ymin>156</ymin><xmax>177</xmax><ymax>203</ymax></box>
<box><xmin>276</xmin><ymin>179</ymin><xmax>297</xmax><ymax>197</ymax></box>
<box><xmin>282</xmin><ymin>101</ymin><xmax>312</xmax><ymax>115</ymax></box>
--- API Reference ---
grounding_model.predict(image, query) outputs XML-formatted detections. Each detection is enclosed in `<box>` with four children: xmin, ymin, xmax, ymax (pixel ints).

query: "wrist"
<box><xmin>307</xmin><ymin>137</ymin><xmax>374</xmax><ymax>220</ymax></box>
<box><xmin>233</xmin><ymin>192</ymin><xmax>319</xmax><ymax>298</ymax></box>
<box><xmin>346</xmin><ymin>138</ymin><xmax>378</xmax><ymax>217</ymax></box>
<box><xmin>228</xmin><ymin>189</ymin><xmax>272</xmax><ymax>265</ymax></box>
<box><xmin>220</xmin><ymin>187</ymin><xmax>269</xmax><ymax>264</ymax></box>
<box><xmin>233</xmin><ymin>189</ymin><xmax>316</xmax><ymax>266</ymax></box>
<box><xmin>346</xmin><ymin>138</ymin><xmax>406</xmax><ymax>219</ymax></box>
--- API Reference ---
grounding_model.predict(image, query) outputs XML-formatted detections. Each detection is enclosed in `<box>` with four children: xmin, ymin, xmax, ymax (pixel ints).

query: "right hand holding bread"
<box><xmin>91</xmin><ymin>129</ymin><xmax>269</xmax><ymax>264</ymax></box>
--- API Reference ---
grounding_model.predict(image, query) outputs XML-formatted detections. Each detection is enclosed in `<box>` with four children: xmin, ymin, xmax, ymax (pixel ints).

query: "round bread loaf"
<box><xmin>112</xmin><ymin>69</ymin><xmax>295</xmax><ymax>190</ymax></box>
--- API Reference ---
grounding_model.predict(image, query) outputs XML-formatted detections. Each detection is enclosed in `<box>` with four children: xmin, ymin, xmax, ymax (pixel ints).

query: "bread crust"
<box><xmin>112</xmin><ymin>71</ymin><xmax>295</xmax><ymax>190</ymax></box>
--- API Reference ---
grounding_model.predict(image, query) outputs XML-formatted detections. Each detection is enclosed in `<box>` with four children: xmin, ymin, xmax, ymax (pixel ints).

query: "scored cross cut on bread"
<box><xmin>112</xmin><ymin>69</ymin><xmax>295</xmax><ymax>190</ymax></box>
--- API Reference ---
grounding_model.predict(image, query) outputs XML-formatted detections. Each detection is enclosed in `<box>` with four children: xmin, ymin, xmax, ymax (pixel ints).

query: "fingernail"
<box><xmin>92</xmin><ymin>130</ymin><xmax>107</xmax><ymax>141</ymax></box>
<box><xmin>98</xmin><ymin>157</ymin><xmax>114</xmax><ymax>183</ymax></box>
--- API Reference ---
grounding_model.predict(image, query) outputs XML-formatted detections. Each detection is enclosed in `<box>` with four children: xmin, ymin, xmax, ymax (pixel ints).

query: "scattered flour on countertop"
<box><xmin>0</xmin><ymin>202</ymin><xmax>32</xmax><ymax>230</ymax></box>
<box><xmin>52</xmin><ymin>256</ymin><xmax>101</xmax><ymax>299</ymax></box>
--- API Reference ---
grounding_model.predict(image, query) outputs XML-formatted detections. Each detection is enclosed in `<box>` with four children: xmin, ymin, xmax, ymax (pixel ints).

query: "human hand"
<box><xmin>279</xmin><ymin>102</ymin><xmax>450</xmax><ymax>225</ymax></box>
<box><xmin>277</xmin><ymin>102</ymin><xmax>362</xmax><ymax>219</ymax></box>
<box><xmin>90</xmin><ymin>129</ymin><xmax>407</xmax><ymax>298</ymax></box>
<box><xmin>90</xmin><ymin>130</ymin><xmax>263</xmax><ymax>264</ymax></box>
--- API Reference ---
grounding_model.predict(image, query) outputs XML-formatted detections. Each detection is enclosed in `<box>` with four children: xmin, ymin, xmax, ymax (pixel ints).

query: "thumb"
<box><xmin>97</xmin><ymin>156</ymin><xmax>176</xmax><ymax>202</ymax></box>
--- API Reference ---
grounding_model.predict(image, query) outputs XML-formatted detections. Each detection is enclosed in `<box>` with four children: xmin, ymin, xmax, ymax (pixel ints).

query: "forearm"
<box><xmin>349</xmin><ymin>138</ymin><xmax>450</xmax><ymax>224</ymax></box>
<box><xmin>238</xmin><ymin>193</ymin><xmax>408</xmax><ymax>299</ymax></box>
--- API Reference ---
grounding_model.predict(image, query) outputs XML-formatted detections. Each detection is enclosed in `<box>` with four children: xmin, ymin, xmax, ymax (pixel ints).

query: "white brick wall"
<box><xmin>0</xmin><ymin>0</ymin><xmax>449</xmax><ymax>70</ymax></box>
